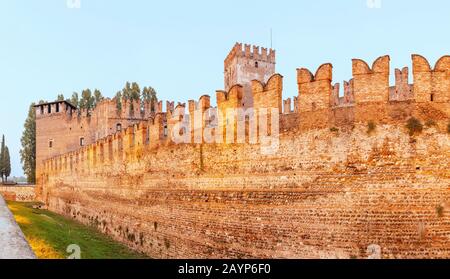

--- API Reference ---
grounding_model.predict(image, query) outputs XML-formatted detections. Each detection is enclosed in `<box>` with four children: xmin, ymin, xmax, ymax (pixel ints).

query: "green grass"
<box><xmin>7</xmin><ymin>201</ymin><xmax>148</xmax><ymax>259</ymax></box>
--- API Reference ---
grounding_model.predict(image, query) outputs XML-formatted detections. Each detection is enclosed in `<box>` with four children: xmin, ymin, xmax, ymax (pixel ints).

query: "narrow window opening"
<box><xmin>49</xmin><ymin>140</ymin><xmax>53</xmax><ymax>148</ymax></box>
<box><xmin>255</xmin><ymin>61</ymin><xmax>259</xmax><ymax>68</ymax></box>
<box><xmin>430</xmin><ymin>94</ymin><xmax>434</xmax><ymax>102</ymax></box>
<box><xmin>56</xmin><ymin>103</ymin><xmax>60</xmax><ymax>113</ymax></box>
<box><xmin>116</xmin><ymin>123</ymin><xmax>122</xmax><ymax>132</ymax></box>
<box><xmin>80</xmin><ymin>137</ymin><xmax>85</xmax><ymax>146</ymax></box>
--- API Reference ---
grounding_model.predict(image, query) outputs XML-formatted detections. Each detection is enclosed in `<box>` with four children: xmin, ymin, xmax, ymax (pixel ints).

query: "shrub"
<box><xmin>164</xmin><ymin>238</ymin><xmax>170</xmax><ymax>249</ymax></box>
<box><xmin>367</xmin><ymin>121</ymin><xmax>376</xmax><ymax>134</ymax></box>
<box><xmin>425</xmin><ymin>119</ymin><xmax>436</xmax><ymax>127</ymax></box>
<box><xmin>330</xmin><ymin>127</ymin><xmax>339</xmax><ymax>133</ymax></box>
<box><xmin>406</xmin><ymin>117</ymin><xmax>423</xmax><ymax>136</ymax></box>
<box><xmin>436</xmin><ymin>205</ymin><xmax>444</xmax><ymax>218</ymax></box>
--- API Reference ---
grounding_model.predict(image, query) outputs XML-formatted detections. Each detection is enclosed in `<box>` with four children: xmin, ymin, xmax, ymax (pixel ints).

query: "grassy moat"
<box><xmin>7</xmin><ymin>201</ymin><xmax>148</xmax><ymax>259</ymax></box>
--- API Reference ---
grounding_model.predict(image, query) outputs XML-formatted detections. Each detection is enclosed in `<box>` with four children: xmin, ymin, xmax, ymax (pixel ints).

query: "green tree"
<box><xmin>121</xmin><ymin>82</ymin><xmax>131</xmax><ymax>100</ymax></box>
<box><xmin>121</xmin><ymin>82</ymin><xmax>141</xmax><ymax>113</ymax></box>
<box><xmin>70</xmin><ymin>92</ymin><xmax>79</xmax><ymax>108</ymax></box>
<box><xmin>79</xmin><ymin>89</ymin><xmax>95</xmax><ymax>111</ymax></box>
<box><xmin>4</xmin><ymin>146</ymin><xmax>11</xmax><ymax>182</ymax></box>
<box><xmin>57</xmin><ymin>94</ymin><xmax>65</xmax><ymax>101</ymax></box>
<box><xmin>130</xmin><ymin>82</ymin><xmax>140</xmax><ymax>101</ymax></box>
<box><xmin>93</xmin><ymin>89</ymin><xmax>104</xmax><ymax>106</ymax></box>
<box><xmin>20</xmin><ymin>104</ymin><xmax>36</xmax><ymax>183</ymax></box>
<box><xmin>0</xmin><ymin>135</ymin><xmax>5</xmax><ymax>183</ymax></box>
<box><xmin>142</xmin><ymin>86</ymin><xmax>158</xmax><ymax>111</ymax></box>
<box><xmin>115</xmin><ymin>91</ymin><xmax>122</xmax><ymax>111</ymax></box>
<box><xmin>121</xmin><ymin>82</ymin><xmax>141</xmax><ymax>100</ymax></box>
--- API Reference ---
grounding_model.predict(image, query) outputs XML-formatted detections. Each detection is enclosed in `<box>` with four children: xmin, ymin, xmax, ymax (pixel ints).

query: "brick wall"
<box><xmin>39</xmin><ymin>110</ymin><xmax>450</xmax><ymax>258</ymax></box>
<box><xmin>0</xmin><ymin>186</ymin><xmax>36</xmax><ymax>202</ymax></box>
<box><xmin>36</xmin><ymin>54</ymin><xmax>450</xmax><ymax>259</ymax></box>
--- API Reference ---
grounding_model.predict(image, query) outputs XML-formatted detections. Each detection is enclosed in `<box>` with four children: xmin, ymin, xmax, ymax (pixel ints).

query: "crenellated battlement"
<box><xmin>225</xmin><ymin>43</ymin><xmax>276</xmax><ymax>65</ymax></box>
<box><xmin>36</xmin><ymin>53</ymin><xmax>450</xmax><ymax>188</ymax></box>
<box><xmin>224</xmin><ymin>43</ymin><xmax>276</xmax><ymax>108</ymax></box>
<box><xmin>297</xmin><ymin>63</ymin><xmax>333</xmax><ymax>113</ymax></box>
<box><xmin>331</xmin><ymin>80</ymin><xmax>355</xmax><ymax>107</ymax></box>
<box><xmin>389</xmin><ymin>67</ymin><xmax>413</xmax><ymax>101</ymax></box>
<box><xmin>216</xmin><ymin>85</ymin><xmax>244</xmax><ymax>108</ymax></box>
<box><xmin>35</xmin><ymin>97</ymin><xmax>165</xmax><ymax>122</ymax></box>
<box><xmin>35</xmin><ymin>100</ymin><xmax>77</xmax><ymax>119</ymax></box>
<box><xmin>252</xmin><ymin>74</ymin><xmax>283</xmax><ymax>112</ymax></box>
<box><xmin>296</xmin><ymin>54</ymin><xmax>450</xmax><ymax>111</ymax></box>
<box><xmin>412</xmin><ymin>54</ymin><xmax>450</xmax><ymax>103</ymax></box>
<box><xmin>35</xmin><ymin>45</ymin><xmax>450</xmax><ymax>260</ymax></box>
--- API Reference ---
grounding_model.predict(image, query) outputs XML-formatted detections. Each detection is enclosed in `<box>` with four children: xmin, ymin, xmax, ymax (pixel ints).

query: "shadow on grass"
<box><xmin>7</xmin><ymin>201</ymin><xmax>149</xmax><ymax>259</ymax></box>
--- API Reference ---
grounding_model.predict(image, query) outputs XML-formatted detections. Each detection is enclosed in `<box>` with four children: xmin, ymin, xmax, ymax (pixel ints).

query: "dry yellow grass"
<box><xmin>14</xmin><ymin>214</ymin><xmax>31</xmax><ymax>225</ymax></box>
<box><xmin>26</xmin><ymin>236</ymin><xmax>64</xmax><ymax>259</ymax></box>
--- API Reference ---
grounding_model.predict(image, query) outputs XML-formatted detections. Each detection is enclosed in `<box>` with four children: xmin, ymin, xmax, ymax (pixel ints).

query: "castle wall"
<box><xmin>0</xmin><ymin>186</ymin><xmax>35</xmax><ymax>202</ymax></box>
<box><xmin>297</xmin><ymin>63</ymin><xmax>333</xmax><ymax>114</ymax></box>
<box><xmin>352</xmin><ymin>56</ymin><xmax>390</xmax><ymax>104</ymax></box>
<box><xmin>37</xmin><ymin>53</ymin><xmax>450</xmax><ymax>259</ymax></box>
<box><xmin>331</xmin><ymin>80</ymin><xmax>355</xmax><ymax>107</ymax></box>
<box><xmin>189</xmin><ymin>96</ymin><xmax>211</xmax><ymax>144</ymax></box>
<box><xmin>216</xmin><ymin>85</ymin><xmax>244</xmax><ymax>143</ymax></box>
<box><xmin>39</xmin><ymin>112</ymin><xmax>450</xmax><ymax>259</ymax></box>
<box><xmin>35</xmin><ymin>99</ymin><xmax>160</xmax><ymax>198</ymax></box>
<box><xmin>413</xmin><ymin>55</ymin><xmax>450</xmax><ymax>104</ymax></box>
<box><xmin>252</xmin><ymin>74</ymin><xmax>283</xmax><ymax>112</ymax></box>
<box><xmin>389</xmin><ymin>67</ymin><xmax>413</xmax><ymax>102</ymax></box>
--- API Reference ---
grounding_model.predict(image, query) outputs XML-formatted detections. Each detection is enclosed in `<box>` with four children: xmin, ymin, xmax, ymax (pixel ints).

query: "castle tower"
<box><xmin>34</xmin><ymin>101</ymin><xmax>78</xmax><ymax>174</ymax></box>
<box><xmin>34</xmin><ymin>100</ymin><xmax>78</xmax><ymax>201</ymax></box>
<box><xmin>224</xmin><ymin>43</ymin><xmax>276</xmax><ymax>108</ymax></box>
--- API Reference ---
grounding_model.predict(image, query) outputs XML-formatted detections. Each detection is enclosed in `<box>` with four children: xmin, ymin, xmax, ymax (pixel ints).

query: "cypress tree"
<box><xmin>20</xmin><ymin>104</ymin><xmax>37</xmax><ymax>183</ymax></box>
<box><xmin>4</xmin><ymin>146</ymin><xmax>10</xmax><ymax>182</ymax></box>
<box><xmin>0</xmin><ymin>135</ymin><xmax>5</xmax><ymax>183</ymax></box>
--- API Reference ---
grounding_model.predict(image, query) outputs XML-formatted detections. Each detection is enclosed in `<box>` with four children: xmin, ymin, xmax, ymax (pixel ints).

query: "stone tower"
<box><xmin>34</xmin><ymin>101</ymin><xmax>78</xmax><ymax>173</ymax></box>
<box><xmin>224</xmin><ymin>43</ymin><xmax>276</xmax><ymax>108</ymax></box>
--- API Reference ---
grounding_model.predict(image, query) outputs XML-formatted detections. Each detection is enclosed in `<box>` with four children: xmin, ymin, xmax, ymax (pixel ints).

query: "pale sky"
<box><xmin>0</xmin><ymin>0</ymin><xmax>449</xmax><ymax>177</ymax></box>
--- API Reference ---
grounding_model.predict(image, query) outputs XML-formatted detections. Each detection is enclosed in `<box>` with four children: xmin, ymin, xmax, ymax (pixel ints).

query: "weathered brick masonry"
<box><xmin>36</xmin><ymin>46</ymin><xmax>450</xmax><ymax>259</ymax></box>
<box><xmin>0</xmin><ymin>186</ymin><xmax>35</xmax><ymax>202</ymax></box>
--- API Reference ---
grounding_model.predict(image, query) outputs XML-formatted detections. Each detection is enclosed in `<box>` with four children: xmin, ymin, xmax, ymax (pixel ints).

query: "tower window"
<box><xmin>80</xmin><ymin>137</ymin><xmax>85</xmax><ymax>146</ymax></box>
<box><xmin>116</xmin><ymin>123</ymin><xmax>122</xmax><ymax>132</ymax></box>
<box><xmin>255</xmin><ymin>61</ymin><xmax>259</xmax><ymax>68</ymax></box>
<box><xmin>49</xmin><ymin>140</ymin><xmax>53</xmax><ymax>148</ymax></box>
<box><xmin>164</xmin><ymin>125</ymin><xmax>168</xmax><ymax>137</ymax></box>
<box><xmin>430</xmin><ymin>94</ymin><xmax>434</xmax><ymax>102</ymax></box>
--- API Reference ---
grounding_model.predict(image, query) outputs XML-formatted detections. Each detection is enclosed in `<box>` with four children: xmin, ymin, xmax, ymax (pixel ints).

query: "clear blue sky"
<box><xmin>0</xmin><ymin>0</ymin><xmax>449</xmax><ymax>177</ymax></box>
